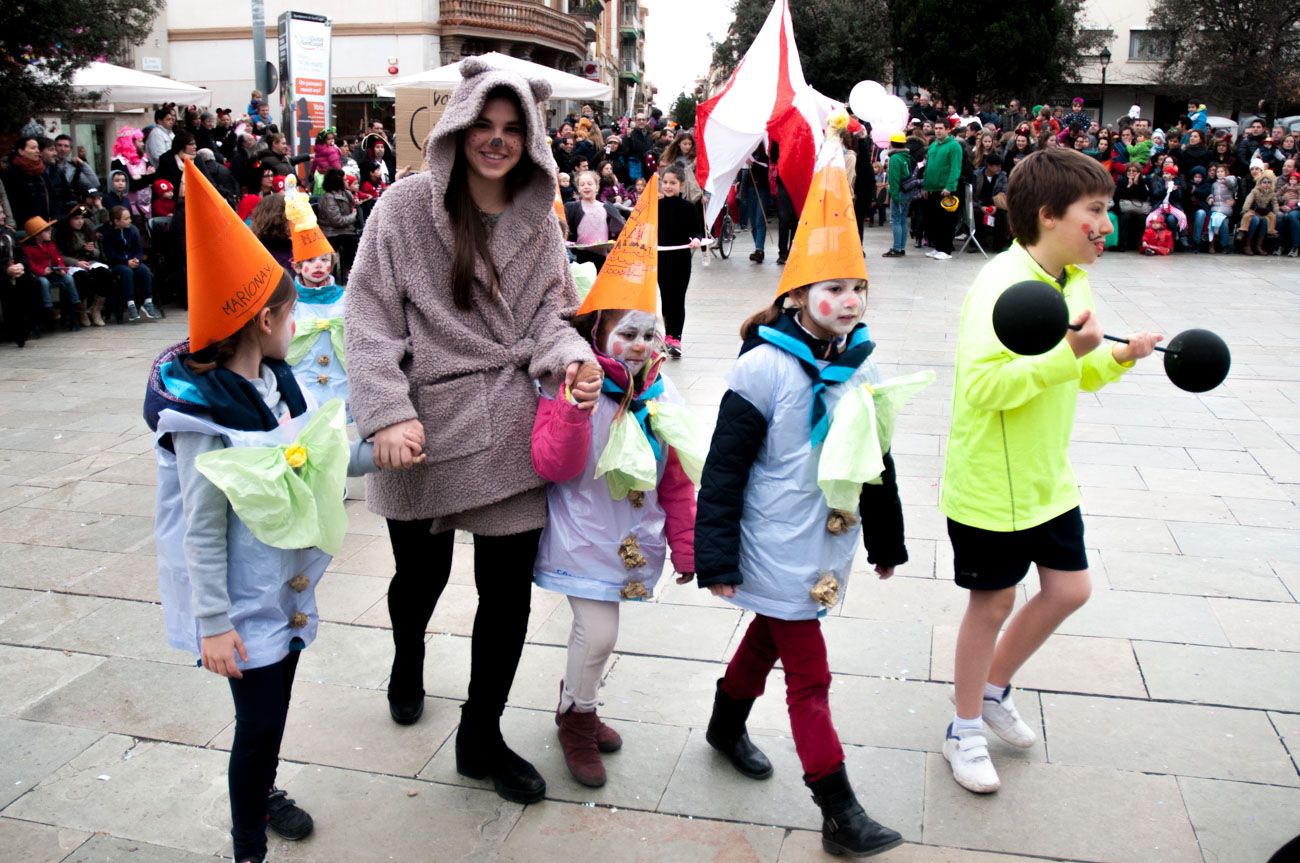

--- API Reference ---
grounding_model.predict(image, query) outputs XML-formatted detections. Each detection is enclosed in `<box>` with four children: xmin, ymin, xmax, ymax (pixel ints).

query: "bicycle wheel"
<box><xmin>719</xmin><ymin>213</ymin><xmax>735</xmax><ymax>259</ymax></box>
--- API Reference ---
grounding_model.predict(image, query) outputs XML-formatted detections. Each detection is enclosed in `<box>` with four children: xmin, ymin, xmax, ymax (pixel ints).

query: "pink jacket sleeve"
<box><xmin>658</xmin><ymin>447</ymin><xmax>696</xmax><ymax>573</ymax></box>
<box><xmin>531</xmin><ymin>394</ymin><xmax>591</xmax><ymax>483</ymax></box>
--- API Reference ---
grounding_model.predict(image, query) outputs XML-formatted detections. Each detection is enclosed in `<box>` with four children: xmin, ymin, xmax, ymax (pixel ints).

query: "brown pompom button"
<box><xmin>289</xmin><ymin>573</ymin><xmax>309</xmax><ymax>592</ymax></box>
<box><xmin>289</xmin><ymin>612</ymin><xmax>309</xmax><ymax>629</ymax></box>
<box><xmin>317</xmin><ymin>374</ymin><xmax>329</xmax><ymax>384</ymax></box>
<box><xmin>318</xmin><ymin>355</ymin><xmax>330</xmax><ymax>366</ymax></box>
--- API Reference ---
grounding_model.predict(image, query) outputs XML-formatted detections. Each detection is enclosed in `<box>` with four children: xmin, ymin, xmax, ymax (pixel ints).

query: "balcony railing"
<box><xmin>439</xmin><ymin>0</ymin><xmax>586</xmax><ymax>56</ymax></box>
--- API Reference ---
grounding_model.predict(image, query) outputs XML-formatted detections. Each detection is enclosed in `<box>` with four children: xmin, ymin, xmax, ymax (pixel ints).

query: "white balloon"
<box><xmin>849</xmin><ymin>80</ymin><xmax>887</xmax><ymax>119</ymax></box>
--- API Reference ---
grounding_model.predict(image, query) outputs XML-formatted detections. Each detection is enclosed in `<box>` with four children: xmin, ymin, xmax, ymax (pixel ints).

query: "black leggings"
<box><xmin>658</xmin><ymin>249</ymin><xmax>692</xmax><ymax>340</ymax></box>
<box><xmin>385</xmin><ymin>520</ymin><xmax>541</xmax><ymax>727</ymax></box>
<box><xmin>227</xmin><ymin>650</ymin><xmax>299</xmax><ymax>861</ymax></box>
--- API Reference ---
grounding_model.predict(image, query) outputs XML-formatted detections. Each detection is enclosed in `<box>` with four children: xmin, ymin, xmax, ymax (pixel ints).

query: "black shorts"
<box><xmin>948</xmin><ymin>507</ymin><xmax>1088</xmax><ymax>591</ymax></box>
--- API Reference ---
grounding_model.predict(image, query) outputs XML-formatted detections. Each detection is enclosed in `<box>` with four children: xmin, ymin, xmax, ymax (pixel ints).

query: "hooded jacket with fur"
<box><xmin>345</xmin><ymin>57</ymin><xmax>594</xmax><ymax>533</ymax></box>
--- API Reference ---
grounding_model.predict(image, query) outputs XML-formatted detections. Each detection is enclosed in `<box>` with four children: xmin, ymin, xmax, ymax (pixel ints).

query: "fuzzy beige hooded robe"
<box><xmin>346</xmin><ymin>58</ymin><xmax>593</xmax><ymax>534</ymax></box>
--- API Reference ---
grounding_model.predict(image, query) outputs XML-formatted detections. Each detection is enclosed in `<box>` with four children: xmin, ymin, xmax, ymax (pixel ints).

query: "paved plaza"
<box><xmin>1</xmin><ymin>226</ymin><xmax>1298</xmax><ymax>863</ymax></box>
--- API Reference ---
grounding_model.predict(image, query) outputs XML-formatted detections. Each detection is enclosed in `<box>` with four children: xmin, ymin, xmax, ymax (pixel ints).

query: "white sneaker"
<box><xmin>925</xmin><ymin>249</ymin><xmax>938</xmax><ymax>258</ymax></box>
<box><xmin>943</xmin><ymin>724</ymin><xmax>1000</xmax><ymax>793</ymax></box>
<box><xmin>932</xmin><ymin>251</ymin><xmax>952</xmax><ymax>260</ymax></box>
<box><xmin>982</xmin><ymin>688</ymin><xmax>1037</xmax><ymax>749</ymax></box>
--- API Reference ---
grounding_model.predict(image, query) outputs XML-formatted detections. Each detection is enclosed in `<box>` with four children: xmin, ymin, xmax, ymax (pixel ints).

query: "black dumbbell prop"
<box><xmin>991</xmin><ymin>281</ymin><xmax>1230</xmax><ymax>393</ymax></box>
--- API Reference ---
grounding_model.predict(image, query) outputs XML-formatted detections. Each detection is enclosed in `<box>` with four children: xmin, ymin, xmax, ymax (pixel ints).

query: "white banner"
<box><xmin>278</xmin><ymin>12</ymin><xmax>333</xmax><ymax>158</ymax></box>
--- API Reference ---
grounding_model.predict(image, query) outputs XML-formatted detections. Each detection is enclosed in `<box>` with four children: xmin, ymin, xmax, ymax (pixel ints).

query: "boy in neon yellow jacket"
<box><xmin>939</xmin><ymin>149</ymin><xmax>1163</xmax><ymax>795</ymax></box>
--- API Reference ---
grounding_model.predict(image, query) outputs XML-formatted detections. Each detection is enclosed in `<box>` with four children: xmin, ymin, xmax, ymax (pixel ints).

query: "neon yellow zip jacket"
<box><xmin>941</xmin><ymin>242</ymin><xmax>1131</xmax><ymax>532</ymax></box>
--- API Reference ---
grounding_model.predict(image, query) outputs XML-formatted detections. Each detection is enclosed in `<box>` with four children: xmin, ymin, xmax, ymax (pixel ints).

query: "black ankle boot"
<box><xmin>455</xmin><ymin>706</ymin><xmax>546</xmax><ymax>804</ymax></box>
<box><xmin>807</xmin><ymin>767</ymin><xmax>903</xmax><ymax>857</ymax></box>
<box><xmin>387</xmin><ymin>637</ymin><xmax>425</xmax><ymax>725</ymax></box>
<box><xmin>705</xmin><ymin>678</ymin><xmax>773</xmax><ymax>779</ymax></box>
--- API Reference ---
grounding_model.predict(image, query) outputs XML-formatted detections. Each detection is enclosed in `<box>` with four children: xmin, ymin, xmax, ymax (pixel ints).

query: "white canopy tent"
<box><xmin>71</xmin><ymin>62</ymin><xmax>211</xmax><ymax>108</ymax></box>
<box><xmin>389</xmin><ymin>52</ymin><xmax>612</xmax><ymax>101</ymax></box>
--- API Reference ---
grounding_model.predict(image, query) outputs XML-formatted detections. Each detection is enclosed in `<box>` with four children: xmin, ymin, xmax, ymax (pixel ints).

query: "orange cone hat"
<box><xmin>283</xmin><ymin>177</ymin><xmax>336</xmax><ymax>262</ymax></box>
<box><xmin>185</xmin><ymin>159</ymin><xmax>284</xmax><ymax>352</ymax></box>
<box><xmin>576</xmin><ymin>173</ymin><xmax>659</xmax><ymax>315</ymax></box>
<box><xmin>776</xmin><ymin>111</ymin><xmax>867</xmax><ymax>298</ymax></box>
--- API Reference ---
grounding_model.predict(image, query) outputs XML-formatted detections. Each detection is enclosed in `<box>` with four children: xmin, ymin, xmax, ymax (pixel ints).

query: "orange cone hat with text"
<box><xmin>185</xmin><ymin>159</ymin><xmax>284</xmax><ymax>352</ymax></box>
<box><xmin>284</xmin><ymin>175</ymin><xmax>336</xmax><ymax>262</ymax></box>
<box><xmin>575</xmin><ymin>172</ymin><xmax>660</xmax><ymax>315</ymax></box>
<box><xmin>776</xmin><ymin>110</ymin><xmax>867</xmax><ymax>298</ymax></box>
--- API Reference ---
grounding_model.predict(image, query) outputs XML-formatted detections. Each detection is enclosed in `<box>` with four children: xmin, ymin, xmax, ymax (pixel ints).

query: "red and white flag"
<box><xmin>695</xmin><ymin>0</ymin><xmax>839</xmax><ymax>227</ymax></box>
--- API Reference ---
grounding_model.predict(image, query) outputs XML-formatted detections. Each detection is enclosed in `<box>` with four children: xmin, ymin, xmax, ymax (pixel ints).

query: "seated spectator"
<box><xmin>21</xmin><ymin>215</ymin><xmax>83</xmax><ymax>328</ymax></box>
<box><xmin>1279</xmin><ymin>172</ymin><xmax>1300</xmax><ymax>256</ymax></box>
<box><xmin>1114</xmin><ymin>162</ymin><xmax>1151</xmax><ymax>251</ymax></box>
<box><xmin>358</xmin><ymin>160</ymin><xmax>387</xmax><ymax>201</ymax></box>
<box><xmin>0</xmin><ymin>207</ymin><xmax>42</xmax><ymax>345</ymax></box>
<box><xmin>1141</xmin><ymin>218</ymin><xmax>1174</xmax><ymax>255</ymax></box>
<box><xmin>1149</xmin><ymin>162</ymin><xmax>1189</xmax><ymax>248</ymax></box>
<box><xmin>971</xmin><ymin>152</ymin><xmax>1010</xmax><ymax>251</ymax></box>
<box><xmin>1177</xmin><ymin>129</ymin><xmax>1212</xmax><ymax>178</ymax></box>
<box><xmin>55</xmin><ymin>205</ymin><xmax>114</xmax><ymax>325</ymax></box>
<box><xmin>237</xmin><ymin>164</ymin><xmax>275</xmax><ymax>223</ymax></box>
<box><xmin>98</xmin><ymin>205</ymin><xmax>159</xmax><ymax>322</ymax></box>
<box><xmin>3</xmin><ymin>136</ymin><xmax>57</xmax><ymax>224</ymax></box>
<box><xmin>152</xmin><ymin>179</ymin><xmax>176</xmax><ymax>218</ymax></box>
<box><xmin>596</xmin><ymin>162</ymin><xmax>628</xmax><ymax>206</ymax></box>
<box><xmin>1207</xmin><ymin>164</ymin><xmax>1238</xmax><ymax>253</ymax></box>
<box><xmin>1128</xmin><ymin>131</ymin><xmax>1154</xmax><ymax>168</ymax></box>
<box><xmin>1238</xmin><ymin>170</ymin><xmax>1279</xmax><ymax>255</ymax></box>
<box><xmin>195</xmin><ymin>148</ymin><xmax>240</xmax><ymax>210</ymax></box>
<box><xmin>79</xmin><ymin>187</ymin><xmax>108</xmax><ymax>229</ymax></box>
<box><xmin>1185</xmin><ymin>166</ymin><xmax>1213</xmax><ymax>251</ymax></box>
<box><xmin>316</xmin><ymin>169</ymin><xmax>359</xmax><ymax>278</ymax></box>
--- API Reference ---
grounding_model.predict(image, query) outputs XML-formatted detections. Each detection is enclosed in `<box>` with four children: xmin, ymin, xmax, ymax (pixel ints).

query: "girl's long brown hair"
<box><xmin>444</xmin><ymin>85</ymin><xmax>536</xmax><ymax>311</ymax></box>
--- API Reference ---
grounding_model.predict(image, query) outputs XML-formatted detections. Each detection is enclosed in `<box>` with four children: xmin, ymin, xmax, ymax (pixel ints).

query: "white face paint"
<box><xmin>803</xmin><ymin>279</ymin><xmax>867</xmax><ymax>337</ymax></box>
<box><xmin>602</xmin><ymin>310</ymin><xmax>658</xmax><ymax>374</ymax></box>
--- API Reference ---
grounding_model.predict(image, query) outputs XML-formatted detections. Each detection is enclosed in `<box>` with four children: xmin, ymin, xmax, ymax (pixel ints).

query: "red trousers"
<box><xmin>721</xmin><ymin>614</ymin><xmax>844</xmax><ymax>781</ymax></box>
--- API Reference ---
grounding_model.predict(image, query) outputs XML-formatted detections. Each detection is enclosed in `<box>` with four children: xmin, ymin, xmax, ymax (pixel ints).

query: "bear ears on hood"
<box><xmin>460</xmin><ymin>56</ymin><xmax>551</xmax><ymax>103</ymax></box>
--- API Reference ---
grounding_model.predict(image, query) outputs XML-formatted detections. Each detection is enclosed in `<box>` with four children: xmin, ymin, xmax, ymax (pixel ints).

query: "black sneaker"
<box><xmin>266</xmin><ymin>787</ymin><xmax>314</xmax><ymax>840</ymax></box>
<box><xmin>882</xmin><ymin>249</ymin><xmax>904</xmax><ymax>257</ymax></box>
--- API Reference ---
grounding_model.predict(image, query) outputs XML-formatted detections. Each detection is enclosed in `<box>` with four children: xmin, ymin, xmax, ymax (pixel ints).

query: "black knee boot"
<box><xmin>705</xmin><ymin>678</ymin><xmax>773</xmax><ymax>779</ymax></box>
<box><xmin>807</xmin><ymin>767</ymin><xmax>903</xmax><ymax>857</ymax></box>
<box><xmin>455</xmin><ymin>704</ymin><xmax>546</xmax><ymax>804</ymax></box>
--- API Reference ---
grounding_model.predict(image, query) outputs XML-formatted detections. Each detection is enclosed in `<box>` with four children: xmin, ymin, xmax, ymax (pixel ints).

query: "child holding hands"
<box><xmin>532</xmin><ymin>178</ymin><xmax>701</xmax><ymax>788</ymax></box>
<box><xmin>145</xmin><ymin>162</ymin><xmax>422</xmax><ymax>863</ymax></box>
<box><xmin>940</xmin><ymin>148</ymin><xmax>1162</xmax><ymax>794</ymax></box>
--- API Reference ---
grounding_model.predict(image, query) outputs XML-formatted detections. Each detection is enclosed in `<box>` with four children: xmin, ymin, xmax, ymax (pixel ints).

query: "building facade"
<box><xmin>110</xmin><ymin>0</ymin><xmax>649</xmax><ymax>134</ymax></box>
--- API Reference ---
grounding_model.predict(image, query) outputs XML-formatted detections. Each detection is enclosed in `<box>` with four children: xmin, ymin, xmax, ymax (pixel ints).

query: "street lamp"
<box><xmin>1099</xmin><ymin>46</ymin><xmax>1111</xmax><ymax>89</ymax></box>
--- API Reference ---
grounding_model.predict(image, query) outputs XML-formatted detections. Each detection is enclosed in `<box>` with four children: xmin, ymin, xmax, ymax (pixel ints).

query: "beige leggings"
<box><xmin>560</xmin><ymin>596</ymin><xmax>620</xmax><ymax>713</ymax></box>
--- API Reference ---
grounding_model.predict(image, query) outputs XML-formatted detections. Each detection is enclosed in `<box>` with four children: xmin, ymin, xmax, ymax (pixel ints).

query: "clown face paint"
<box><xmin>802</xmin><ymin>279</ymin><xmax>867</xmax><ymax>338</ymax></box>
<box><xmin>602</xmin><ymin>310</ymin><xmax>658</xmax><ymax>374</ymax></box>
<box><xmin>296</xmin><ymin>254</ymin><xmax>334</xmax><ymax>287</ymax></box>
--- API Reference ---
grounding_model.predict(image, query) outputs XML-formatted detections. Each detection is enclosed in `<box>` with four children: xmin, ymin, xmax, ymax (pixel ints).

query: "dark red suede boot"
<box><xmin>556</xmin><ymin>708</ymin><xmax>607</xmax><ymax>787</ymax></box>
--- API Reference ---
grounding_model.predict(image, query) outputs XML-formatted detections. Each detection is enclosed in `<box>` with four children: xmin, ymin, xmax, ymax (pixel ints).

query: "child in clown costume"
<box><xmin>282</xmin><ymin>179</ymin><xmax>350</xmax><ymax>414</ymax></box>
<box><xmin>532</xmin><ymin>175</ymin><xmax>703</xmax><ymax>789</ymax></box>
<box><xmin>694</xmin><ymin>114</ymin><xmax>929</xmax><ymax>858</ymax></box>
<box><xmin>144</xmin><ymin>160</ymin><xmax>422</xmax><ymax>863</ymax></box>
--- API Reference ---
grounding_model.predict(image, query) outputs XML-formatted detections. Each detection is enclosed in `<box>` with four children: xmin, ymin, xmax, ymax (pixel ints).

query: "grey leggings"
<box><xmin>560</xmin><ymin>596</ymin><xmax>620</xmax><ymax>713</ymax></box>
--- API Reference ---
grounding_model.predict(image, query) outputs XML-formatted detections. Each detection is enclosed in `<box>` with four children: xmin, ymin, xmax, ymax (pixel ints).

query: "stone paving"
<box><xmin>1</xmin><ymin>225</ymin><xmax>1299</xmax><ymax>863</ymax></box>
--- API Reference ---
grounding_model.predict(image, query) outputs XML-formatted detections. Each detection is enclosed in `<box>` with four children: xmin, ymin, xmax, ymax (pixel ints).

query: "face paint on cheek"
<box><xmin>611</xmin><ymin>342</ymin><xmax>623</xmax><ymax>357</ymax></box>
<box><xmin>818</xmin><ymin>300</ymin><xmax>833</xmax><ymax>317</ymax></box>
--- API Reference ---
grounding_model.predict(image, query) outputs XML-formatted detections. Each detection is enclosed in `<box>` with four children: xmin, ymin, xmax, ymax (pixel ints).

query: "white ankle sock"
<box><xmin>984</xmin><ymin>682</ymin><xmax>1009</xmax><ymax>702</ymax></box>
<box><xmin>951</xmin><ymin>714</ymin><xmax>983</xmax><ymax>737</ymax></box>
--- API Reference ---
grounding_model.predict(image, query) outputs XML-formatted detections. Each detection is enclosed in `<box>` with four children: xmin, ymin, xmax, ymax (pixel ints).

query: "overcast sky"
<box><xmin>643</xmin><ymin>0</ymin><xmax>737</xmax><ymax>108</ymax></box>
